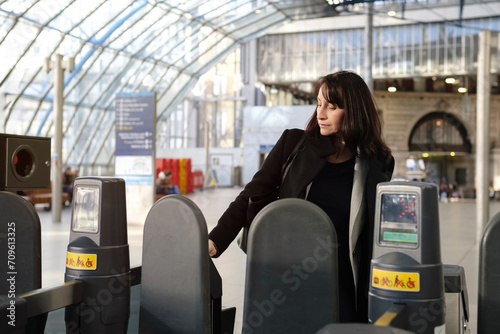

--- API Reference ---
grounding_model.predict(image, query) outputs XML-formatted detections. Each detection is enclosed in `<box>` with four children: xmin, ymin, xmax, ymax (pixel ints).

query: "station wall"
<box><xmin>242</xmin><ymin>93</ymin><xmax>500</xmax><ymax>197</ymax></box>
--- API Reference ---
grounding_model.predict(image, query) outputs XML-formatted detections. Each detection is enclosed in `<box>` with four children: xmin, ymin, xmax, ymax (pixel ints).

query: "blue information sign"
<box><xmin>115</xmin><ymin>92</ymin><xmax>155</xmax><ymax>156</ymax></box>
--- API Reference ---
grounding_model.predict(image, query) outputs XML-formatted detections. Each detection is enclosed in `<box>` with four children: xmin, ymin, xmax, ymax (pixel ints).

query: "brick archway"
<box><xmin>408</xmin><ymin>112</ymin><xmax>471</xmax><ymax>152</ymax></box>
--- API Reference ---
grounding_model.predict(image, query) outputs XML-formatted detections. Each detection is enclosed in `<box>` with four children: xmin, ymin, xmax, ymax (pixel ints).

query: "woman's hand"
<box><xmin>208</xmin><ymin>239</ymin><xmax>217</xmax><ymax>257</ymax></box>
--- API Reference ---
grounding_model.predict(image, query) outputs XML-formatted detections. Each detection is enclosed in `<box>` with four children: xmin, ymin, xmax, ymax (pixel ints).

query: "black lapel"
<box><xmin>280</xmin><ymin>139</ymin><xmax>328</xmax><ymax>198</ymax></box>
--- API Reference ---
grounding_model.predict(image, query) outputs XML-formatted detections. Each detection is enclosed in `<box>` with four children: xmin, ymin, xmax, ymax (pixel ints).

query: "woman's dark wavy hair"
<box><xmin>305</xmin><ymin>71</ymin><xmax>392</xmax><ymax>160</ymax></box>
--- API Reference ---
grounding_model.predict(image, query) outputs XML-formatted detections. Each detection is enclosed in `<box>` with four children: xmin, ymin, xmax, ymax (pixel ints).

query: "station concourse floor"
<box><xmin>37</xmin><ymin>186</ymin><xmax>500</xmax><ymax>333</ymax></box>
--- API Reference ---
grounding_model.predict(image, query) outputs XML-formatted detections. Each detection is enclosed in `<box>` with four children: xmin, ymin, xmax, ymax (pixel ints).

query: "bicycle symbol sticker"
<box><xmin>66</xmin><ymin>252</ymin><xmax>97</xmax><ymax>270</ymax></box>
<box><xmin>372</xmin><ymin>268</ymin><xmax>420</xmax><ymax>292</ymax></box>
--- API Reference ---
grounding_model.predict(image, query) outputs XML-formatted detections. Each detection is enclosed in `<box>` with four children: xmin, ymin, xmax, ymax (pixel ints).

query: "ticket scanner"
<box><xmin>65</xmin><ymin>177</ymin><xmax>130</xmax><ymax>333</ymax></box>
<box><xmin>369</xmin><ymin>182</ymin><xmax>445</xmax><ymax>334</ymax></box>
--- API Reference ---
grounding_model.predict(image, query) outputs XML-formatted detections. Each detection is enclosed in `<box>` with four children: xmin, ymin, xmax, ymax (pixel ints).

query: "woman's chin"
<box><xmin>319</xmin><ymin>128</ymin><xmax>335</xmax><ymax>136</ymax></box>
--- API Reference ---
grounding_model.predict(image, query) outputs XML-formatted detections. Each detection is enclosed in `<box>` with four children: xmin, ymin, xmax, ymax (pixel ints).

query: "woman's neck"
<box><xmin>326</xmin><ymin>143</ymin><xmax>353</xmax><ymax>163</ymax></box>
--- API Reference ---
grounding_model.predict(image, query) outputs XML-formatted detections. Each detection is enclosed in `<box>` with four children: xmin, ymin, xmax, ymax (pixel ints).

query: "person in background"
<box><xmin>439</xmin><ymin>180</ymin><xmax>448</xmax><ymax>203</ymax></box>
<box><xmin>207</xmin><ymin>70</ymin><xmax>394</xmax><ymax>323</ymax></box>
<box><xmin>156</xmin><ymin>170</ymin><xmax>180</xmax><ymax>195</ymax></box>
<box><xmin>62</xmin><ymin>166</ymin><xmax>75</xmax><ymax>202</ymax></box>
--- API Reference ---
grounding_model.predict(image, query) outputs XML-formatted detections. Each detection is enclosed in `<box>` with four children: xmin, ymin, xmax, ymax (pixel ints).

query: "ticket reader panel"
<box><xmin>379</xmin><ymin>193</ymin><xmax>418</xmax><ymax>248</ymax></box>
<box><xmin>369</xmin><ymin>182</ymin><xmax>445</xmax><ymax>334</ymax></box>
<box><xmin>65</xmin><ymin>177</ymin><xmax>130</xmax><ymax>333</ymax></box>
<box><xmin>373</xmin><ymin>182</ymin><xmax>441</xmax><ymax>263</ymax></box>
<box><xmin>72</xmin><ymin>184</ymin><xmax>100</xmax><ymax>234</ymax></box>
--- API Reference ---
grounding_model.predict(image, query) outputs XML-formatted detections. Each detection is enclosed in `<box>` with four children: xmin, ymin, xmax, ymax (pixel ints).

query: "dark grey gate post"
<box><xmin>478</xmin><ymin>211</ymin><xmax>500</xmax><ymax>333</ymax></box>
<box><xmin>243</xmin><ymin>198</ymin><xmax>339</xmax><ymax>334</ymax></box>
<box><xmin>0</xmin><ymin>192</ymin><xmax>47</xmax><ymax>333</ymax></box>
<box><xmin>139</xmin><ymin>195</ymin><xmax>213</xmax><ymax>333</ymax></box>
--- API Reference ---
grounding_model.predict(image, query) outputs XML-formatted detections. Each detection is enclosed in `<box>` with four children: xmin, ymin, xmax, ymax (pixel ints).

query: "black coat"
<box><xmin>208</xmin><ymin>128</ymin><xmax>394</xmax><ymax>320</ymax></box>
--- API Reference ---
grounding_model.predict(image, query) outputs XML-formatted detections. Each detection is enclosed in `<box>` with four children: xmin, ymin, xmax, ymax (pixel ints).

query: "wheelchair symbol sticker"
<box><xmin>66</xmin><ymin>252</ymin><xmax>97</xmax><ymax>270</ymax></box>
<box><xmin>372</xmin><ymin>268</ymin><xmax>420</xmax><ymax>292</ymax></box>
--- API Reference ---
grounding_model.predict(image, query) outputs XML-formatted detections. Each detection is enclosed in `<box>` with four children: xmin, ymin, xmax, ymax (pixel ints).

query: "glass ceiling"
<box><xmin>0</xmin><ymin>0</ymin><xmax>336</xmax><ymax>171</ymax></box>
<box><xmin>0</xmin><ymin>0</ymin><xmax>478</xmax><ymax>172</ymax></box>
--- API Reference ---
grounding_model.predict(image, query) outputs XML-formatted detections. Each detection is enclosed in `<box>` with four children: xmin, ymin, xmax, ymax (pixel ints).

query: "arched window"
<box><xmin>408</xmin><ymin>112</ymin><xmax>471</xmax><ymax>152</ymax></box>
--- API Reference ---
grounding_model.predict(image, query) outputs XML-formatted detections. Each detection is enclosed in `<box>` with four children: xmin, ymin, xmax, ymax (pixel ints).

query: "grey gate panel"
<box><xmin>0</xmin><ymin>192</ymin><xmax>47</xmax><ymax>333</ymax></box>
<box><xmin>478</xmin><ymin>211</ymin><xmax>500</xmax><ymax>333</ymax></box>
<box><xmin>139</xmin><ymin>195</ymin><xmax>211</xmax><ymax>334</ymax></box>
<box><xmin>243</xmin><ymin>198</ymin><xmax>339</xmax><ymax>334</ymax></box>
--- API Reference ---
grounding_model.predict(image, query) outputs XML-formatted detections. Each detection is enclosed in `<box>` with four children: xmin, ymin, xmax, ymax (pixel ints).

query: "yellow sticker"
<box><xmin>66</xmin><ymin>252</ymin><xmax>97</xmax><ymax>270</ymax></box>
<box><xmin>372</xmin><ymin>268</ymin><xmax>419</xmax><ymax>292</ymax></box>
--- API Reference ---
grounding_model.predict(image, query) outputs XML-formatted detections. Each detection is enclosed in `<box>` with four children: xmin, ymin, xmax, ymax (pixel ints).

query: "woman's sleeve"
<box><xmin>208</xmin><ymin>129</ymin><xmax>301</xmax><ymax>256</ymax></box>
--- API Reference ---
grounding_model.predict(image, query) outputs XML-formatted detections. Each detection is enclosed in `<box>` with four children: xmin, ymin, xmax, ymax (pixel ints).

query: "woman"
<box><xmin>208</xmin><ymin>70</ymin><xmax>394</xmax><ymax>322</ymax></box>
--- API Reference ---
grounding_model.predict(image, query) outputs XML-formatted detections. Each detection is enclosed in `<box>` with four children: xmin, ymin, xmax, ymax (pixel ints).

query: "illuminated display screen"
<box><xmin>72</xmin><ymin>185</ymin><xmax>100</xmax><ymax>233</ymax></box>
<box><xmin>380</xmin><ymin>193</ymin><xmax>418</xmax><ymax>247</ymax></box>
<box><xmin>382</xmin><ymin>231</ymin><xmax>418</xmax><ymax>243</ymax></box>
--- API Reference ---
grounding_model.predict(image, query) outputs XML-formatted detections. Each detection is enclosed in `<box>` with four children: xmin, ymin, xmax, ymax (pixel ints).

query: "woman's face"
<box><xmin>316</xmin><ymin>85</ymin><xmax>345</xmax><ymax>136</ymax></box>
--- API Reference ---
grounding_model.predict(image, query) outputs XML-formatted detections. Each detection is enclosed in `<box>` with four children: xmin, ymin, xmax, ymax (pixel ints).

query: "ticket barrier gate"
<box><xmin>368</xmin><ymin>182</ymin><xmax>446</xmax><ymax>333</ymax></box>
<box><xmin>314</xmin><ymin>182</ymin><xmax>468</xmax><ymax>333</ymax></box>
<box><xmin>139</xmin><ymin>194</ymin><xmax>235</xmax><ymax>333</ymax></box>
<box><xmin>0</xmin><ymin>179</ymin><xmax>234</xmax><ymax>333</ymax></box>
<box><xmin>315</xmin><ymin>266</ymin><xmax>468</xmax><ymax>334</ymax></box>
<box><xmin>243</xmin><ymin>198</ymin><xmax>339</xmax><ymax>334</ymax></box>
<box><xmin>0</xmin><ymin>191</ymin><xmax>47</xmax><ymax>333</ymax></box>
<box><xmin>1</xmin><ymin>179</ymin><xmax>473</xmax><ymax>333</ymax></box>
<box><xmin>478</xmin><ymin>211</ymin><xmax>500</xmax><ymax>333</ymax></box>
<box><xmin>64</xmin><ymin>177</ymin><xmax>131</xmax><ymax>333</ymax></box>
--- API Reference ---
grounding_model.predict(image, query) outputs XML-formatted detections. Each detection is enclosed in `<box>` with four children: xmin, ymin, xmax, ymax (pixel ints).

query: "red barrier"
<box><xmin>156</xmin><ymin>158</ymin><xmax>196</xmax><ymax>194</ymax></box>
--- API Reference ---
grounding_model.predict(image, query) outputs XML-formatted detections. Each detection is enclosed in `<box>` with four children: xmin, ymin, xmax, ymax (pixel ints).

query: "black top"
<box><xmin>307</xmin><ymin>156</ymin><xmax>355</xmax><ymax>246</ymax></box>
<box><xmin>307</xmin><ymin>155</ymin><xmax>356</xmax><ymax>322</ymax></box>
